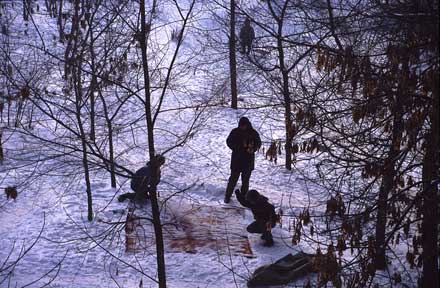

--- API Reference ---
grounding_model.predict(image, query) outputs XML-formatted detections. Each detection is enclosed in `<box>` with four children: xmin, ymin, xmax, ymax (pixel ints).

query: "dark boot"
<box><xmin>118</xmin><ymin>193</ymin><xmax>135</xmax><ymax>202</ymax></box>
<box><xmin>263</xmin><ymin>238</ymin><xmax>274</xmax><ymax>247</ymax></box>
<box><xmin>240</xmin><ymin>42</ymin><xmax>246</xmax><ymax>54</ymax></box>
<box><xmin>224</xmin><ymin>194</ymin><xmax>231</xmax><ymax>203</ymax></box>
<box><xmin>262</xmin><ymin>231</ymin><xmax>274</xmax><ymax>247</ymax></box>
<box><xmin>246</xmin><ymin>45</ymin><xmax>251</xmax><ymax>55</ymax></box>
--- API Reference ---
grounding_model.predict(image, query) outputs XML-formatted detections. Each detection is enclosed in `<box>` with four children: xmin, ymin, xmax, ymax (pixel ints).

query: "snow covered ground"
<box><xmin>1</xmin><ymin>101</ymin><xmax>325</xmax><ymax>287</ymax></box>
<box><xmin>0</xmin><ymin>2</ymin><xmax>421</xmax><ymax>287</ymax></box>
<box><xmin>0</xmin><ymin>3</ymin><xmax>321</xmax><ymax>285</ymax></box>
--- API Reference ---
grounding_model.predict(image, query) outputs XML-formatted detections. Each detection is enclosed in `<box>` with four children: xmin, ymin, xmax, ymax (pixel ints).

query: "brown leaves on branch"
<box><xmin>361</xmin><ymin>162</ymin><xmax>382</xmax><ymax>179</ymax></box>
<box><xmin>296</xmin><ymin>108</ymin><xmax>316</xmax><ymax>128</ymax></box>
<box><xmin>299</xmin><ymin>208</ymin><xmax>311</xmax><ymax>226</ymax></box>
<box><xmin>325</xmin><ymin>193</ymin><xmax>345</xmax><ymax>220</ymax></box>
<box><xmin>313</xmin><ymin>244</ymin><xmax>341</xmax><ymax>287</ymax></box>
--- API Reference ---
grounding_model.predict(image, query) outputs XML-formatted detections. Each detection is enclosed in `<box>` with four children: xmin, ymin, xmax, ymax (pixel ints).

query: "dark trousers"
<box><xmin>246</xmin><ymin>220</ymin><xmax>274</xmax><ymax>240</ymax></box>
<box><xmin>225</xmin><ymin>169</ymin><xmax>252</xmax><ymax>199</ymax></box>
<box><xmin>240</xmin><ymin>42</ymin><xmax>252</xmax><ymax>55</ymax></box>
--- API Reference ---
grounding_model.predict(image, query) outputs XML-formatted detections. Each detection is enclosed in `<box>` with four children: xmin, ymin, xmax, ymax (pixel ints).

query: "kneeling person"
<box><xmin>235</xmin><ymin>189</ymin><xmax>276</xmax><ymax>247</ymax></box>
<box><xmin>118</xmin><ymin>155</ymin><xmax>165</xmax><ymax>206</ymax></box>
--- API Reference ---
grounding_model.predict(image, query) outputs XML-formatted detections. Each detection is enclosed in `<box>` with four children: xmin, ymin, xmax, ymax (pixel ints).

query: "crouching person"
<box><xmin>118</xmin><ymin>155</ymin><xmax>165</xmax><ymax>206</ymax></box>
<box><xmin>235</xmin><ymin>189</ymin><xmax>276</xmax><ymax>247</ymax></box>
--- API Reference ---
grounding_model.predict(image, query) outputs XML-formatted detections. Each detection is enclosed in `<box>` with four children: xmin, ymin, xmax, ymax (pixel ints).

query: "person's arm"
<box><xmin>235</xmin><ymin>189</ymin><xmax>252</xmax><ymax>208</ymax></box>
<box><xmin>250</xmin><ymin>27</ymin><xmax>255</xmax><ymax>42</ymax></box>
<box><xmin>268</xmin><ymin>204</ymin><xmax>277</xmax><ymax>227</ymax></box>
<box><xmin>226</xmin><ymin>129</ymin><xmax>240</xmax><ymax>151</ymax></box>
<box><xmin>253</xmin><ymin>130</ymin><xmax>262</xmax><ymax>152</ymax></box>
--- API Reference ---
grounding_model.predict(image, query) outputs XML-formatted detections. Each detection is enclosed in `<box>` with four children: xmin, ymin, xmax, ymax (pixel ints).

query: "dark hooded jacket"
<box><xmin>236</xmin><ymin>190</ymin><xmax>276</xmax><ymax>225</ymax></box>
<box><xmin>131</xmin><ymin>161</ymin><xmax>162</xmax><ymax>194</ymax></box>
<box><xmin>226</xmin><ymin>117</ymin><xmax>261</xmax><ymax>171</ymax></box>
<box><xmin>240</xmin><ymin>21</ymin><xmax>255</xmax><ymax>45</ymax></box>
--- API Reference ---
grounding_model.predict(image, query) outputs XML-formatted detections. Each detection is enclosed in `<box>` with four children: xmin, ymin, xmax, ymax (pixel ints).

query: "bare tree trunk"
<box><xmin>76</xmin><ymin>81</ymin><xmax>94</xmax><ymax>222</ymax></box>
<box><xmin>28</xmin><ymin>104</ymin><xmax>34</xmax><ymax>129</ymax></box>
<box><xmin>374</xmin><ymin>184</ymin><xmax>390</xmax><ymax>269</ymax></box>
<box><xmin>273</xmin><ymin>2</ymin><xmax>292</xmax><ymax>170</ymax></box>
<box><xmin>108</xmin><ymin>123</ymin><xmax>116</xmax><ymax>188</ymax></box>
<box><xmin>44</xmin><ymin>0</ymin><xmax>50</xmax><ymax>16</ymax></box>
<box><xmin>71</xmin><ymin>0</ymin><xmax>93</xmax><ymax>222</ymax></box>
<box><xmin>139</xmin><ymin>0</ymin><xmax>166</xmax><ymax>286</ymax></box>
<box><xmin>281</xmin><ymin>70</ymin><xmax>292</xmax><ymax>170</ymax></box>
<box><xmin>421</xmin><ymin>76</ymin><xmax>439</xmax><ymax>287</ymax></box>
<box><xmin>22</xmin><ymin>0</ymin><xmax>29</xmax><ymax>21</ymax></box>
<box><xmin>229</xmin><ymin>0</ymin><xmax>238</xmax><ymax>109</ymax></box>
<box><xmin>98</xmin><ymin>88</ymin><xmax>117</xmax><ymax>188</ymax></box>
<box><xmin>57</xmin><ymin>0</ymin><xmax>64</xmax><ymax>41</ymax></box>
<box><xmin>89</xmin><ymin>89</ymin><xmax>95</xmax><ymax>141</ymax></box>
<box><xmin>15</xmin><ymin>98</ymin><xmax>23</xmax><ymax>127</ymax></box>
<box><xmin>89</xmin><ymin>20</ymin><xmax>96</xmax><ymax>142</ymax></box>
<box><xmin>374</xmin><ymin>96</ymin><xmax>402</xmax><ymax>269</ymax></box>
<box><xmin>0</xmin><ymin>130</ymin><xmax>3</xmax><ymax>163</ymax></box>
<box><xmin>7</xmin><ymin>100</ymin><xmax>10</xmax><ymax>126</ymax></box>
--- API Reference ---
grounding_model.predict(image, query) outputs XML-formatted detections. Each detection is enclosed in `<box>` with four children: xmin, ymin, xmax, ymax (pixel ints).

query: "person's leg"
<box><xmin>134</xmin><ymin>189</ymin><xmax>149</xmax><ymax>206</ymax></box>
<box><xmin>246</xmin><ymin>43</ymin><xmax>251</xmax><ymax>55</ymax></box>
<box><xmin>247</xmin><ymin>221</ymin><xmax>274</xmax><ymax>246</ymax></box>
<box><xmin>240</xmin><ymin>41</ymin><xmax>246</xmax><ymax>54</ymax></box>
<box><xmin>225</xmin><ymin>169</ymin><xmax>240</xmax><ymax>203</ymax></box>
<box><xmin>240</xmin><ymin>169</ymin><xmax>252</xmax><ymax>196</ymax></box>
<box><xmin>246</xmin><ymin>221</ymin><xmax>265</xmax><ymax>234</ymax></box>
<box><xmin>262</xmin><ymin>221</ymin><xmax>276</xmax><ymax>245</ymax></box>
<box><xmin>262</xmin><ymin>230</ymin><xmax>274</xmax><ymax>246</ymax></box>
<box><xmin>118</xmin><ymin>193</ymin><xmax>135</xmax><ymax>202</ymax></box>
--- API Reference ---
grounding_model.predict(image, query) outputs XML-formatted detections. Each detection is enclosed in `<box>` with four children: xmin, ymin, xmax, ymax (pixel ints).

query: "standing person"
<box><xmin>118</xmin><ymin>154</ymin><xmax>166</xmax><ymax>206</ymax></box>
<box><xmin>239</xmin><ymin>17</ymin><xmax>255</xmax><ymax>55</ymax></box>
<box><xmin>225</xmin><ymin>117</ymin><xmax>261</xmax><ymax>203</ymax></box>
<box><xmin>235</xmin><ymin>189</ymin><xmax>276</xmax><ymax>246</ymax></box>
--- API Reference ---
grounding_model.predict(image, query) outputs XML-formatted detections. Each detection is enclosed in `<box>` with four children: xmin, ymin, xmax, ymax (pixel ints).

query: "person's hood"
<box><xmin>238</xmin><ymin>117</ymin><xmax>253</xmax><ymax>129</ymax></box>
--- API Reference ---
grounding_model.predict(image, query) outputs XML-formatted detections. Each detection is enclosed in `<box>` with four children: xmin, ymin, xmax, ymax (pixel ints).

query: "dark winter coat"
<box><xmin>226</xmin><ymin>117</ymin><xmax>261</xmax><ymax>171</ymax></box>
<box><xmin>240</xmin><ymin>24</ymin><xmax>255</xmax><ymax>45</ymax></box>
<box><xmin>119</xmin><ymin>160</ymin><xmax>163</xmax><ymax>204</ymax></box>
<box><xmin>131</xmin><ymin>163</ymin><xmax>161</xmax><ymax>195</ymax></box>
<box><xmin>236</xmin><ymin>190</ymin><xmax>276</xmax><ymax>226</ymax></box>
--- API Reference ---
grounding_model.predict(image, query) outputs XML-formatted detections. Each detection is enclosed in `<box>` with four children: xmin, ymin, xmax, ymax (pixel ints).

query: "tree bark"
<box><xmin>273</xmin><ymin>3</ymin><xmax>292</xmax><ymax>170</ymax></box>
<box><xmin>229</xmin><ymin>0</ymin><xmax>238</xmax><ymax>109</ymax></box>
<box><xmin>89</xmin><ymin>87</ymin><xmax>96</xmax><ymax>141</ymax></box>
<box><xmin>139</xmin><ymin>0</ymin><xmax>166</xmax><ymax>287</ymax></box>
<box><xmin>374</xmin><ymin>87</ymin><xmax>403</xmax><ymax>269</ymax></box>
<box><xmin>57</xmin><ymin>0</ymin><xmax>64</xmax><ymax>41</ymax></box>
<box><xmin>22</xmin><ymin>0</ymin><xmax>30</xmax><ymax>21</ymax></box>
<box><xmin>89</xmin><ymin>22</ymin><xmax>96</xmax><ymax>142</ymax></box>
<box><xmin>71</xmin><ymin>0</ymin><xmax>93</xmax><ymax>222</ymax></box>
<box><xmin>97</xmin><ymin>88</ymin><xmax>117</xmax><ymax>188</ymax></box>
<box><xmin>108</xmin><ymin>126</ymin><xmax>116</xmax><ymax>188</ymax></box>
<box><xmin>421</xmin><ymin>73</ymin><xmax>439</xmax><ymax>287</ymax></box>
<box><xmin>0</xmin><ymin>130</ymin><xmax>3</xmax><ymax>163</ymax></box>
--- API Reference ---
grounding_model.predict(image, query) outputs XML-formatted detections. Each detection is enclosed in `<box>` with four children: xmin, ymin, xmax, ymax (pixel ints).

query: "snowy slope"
<box><xmin>1</xmin><ymin>99</ymin><xmax>323</xmax><ymax>287</ymax></box>
<box><xmin>0</xmin><ymin>1</ymin><xmax>419</xmax><ymax>287</ymax></box>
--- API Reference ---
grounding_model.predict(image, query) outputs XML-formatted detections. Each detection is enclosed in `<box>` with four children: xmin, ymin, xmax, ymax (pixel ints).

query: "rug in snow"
<box><xmin>125</xmin><ymin>199</ymin><xmax>254</xmax><ymax>257</ymax></box>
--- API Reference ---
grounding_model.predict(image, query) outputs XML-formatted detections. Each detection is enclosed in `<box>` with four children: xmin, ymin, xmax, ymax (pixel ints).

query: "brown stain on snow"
<box><xmin>125</xmin><ymin>203</ymin><xmax>253</xmax><ymax>257</ymax></box>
